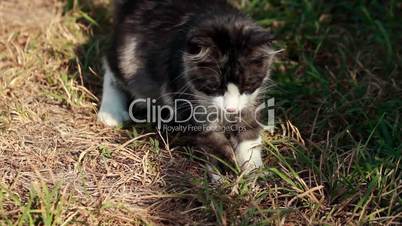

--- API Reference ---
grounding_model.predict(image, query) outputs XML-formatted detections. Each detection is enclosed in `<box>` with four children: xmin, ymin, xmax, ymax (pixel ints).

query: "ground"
<box><xmin>0</xmin><ymin>0</ymin><xmax>401</xmax><ymax>225</ymax></box>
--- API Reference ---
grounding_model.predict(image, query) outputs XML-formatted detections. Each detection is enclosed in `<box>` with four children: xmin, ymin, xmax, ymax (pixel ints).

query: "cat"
<box><xmin>98</xmin><ymin>0</ymin><xmax>276</xmax><ymax>178</ymax></box>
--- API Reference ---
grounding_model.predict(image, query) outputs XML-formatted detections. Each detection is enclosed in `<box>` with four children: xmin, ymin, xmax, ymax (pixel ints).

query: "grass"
<box><xmin>0</xmin><ymin>0</ymin><xmax>401</xmax><ymax>225</ymax></box>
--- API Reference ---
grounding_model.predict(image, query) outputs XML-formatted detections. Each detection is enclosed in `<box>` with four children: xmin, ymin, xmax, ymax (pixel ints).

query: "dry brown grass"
<box><xmin>0</xmin><ymin>1</ymin><xmax>213</xmax><ymax>225</ymax></box>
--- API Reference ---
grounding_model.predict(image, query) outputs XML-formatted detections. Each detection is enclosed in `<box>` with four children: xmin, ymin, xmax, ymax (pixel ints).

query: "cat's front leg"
<box><xmin>235</xmin><ymin>136</ymin><xmax>263</xmax><ymax>173</ymax></box>
<box><xmin>97</xmin><ymin>60</ymin><xmax>130</xmax><ymax>127</ymax></box>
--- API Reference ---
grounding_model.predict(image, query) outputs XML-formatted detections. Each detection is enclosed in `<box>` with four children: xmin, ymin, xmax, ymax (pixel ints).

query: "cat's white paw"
<box><xmin>98</xmin><ymin>59</ymin><xmax>130</xmax><ymax>127</ymax></box>
<box><xmin>236</xmin><ymin>138</ymin><xmax>263</xmax><ymax>173</ymax></box>
<box><xmin>97</xmin><ymin>107</ymin><xmax>129</xmax><ymax>127</ymax></box>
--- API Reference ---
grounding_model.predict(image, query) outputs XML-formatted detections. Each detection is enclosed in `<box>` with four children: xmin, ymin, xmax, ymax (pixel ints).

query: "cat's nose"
<box><xmin>226</xmin><ymin>107</ymin><xmax>237</xmax><ymax>113</ymax></box>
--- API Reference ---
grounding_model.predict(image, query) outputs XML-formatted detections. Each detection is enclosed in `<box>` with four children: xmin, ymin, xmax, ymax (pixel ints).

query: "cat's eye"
<box><xmin>249</xmin><ymin>58</ymin><xmax>264</xmax><ymax>66</ymax></box>
<box><xmin>187</xmin><ymin>41</ymin><xmax>203</xmax><ymax>55</ymax></box>
<box><xmin>192</xmin><ymin>77</ymin><xmax>221</xmax><ymax>95</ymax></box>
<box><xmin>203</xmin><ymin>85</ymin><xmax>220</xmax><ymax>94</ymax></box>
<box><xmin>200</xmin><ymin>83</ymin><xmax>222</xmax><ymax>95</ymax></box>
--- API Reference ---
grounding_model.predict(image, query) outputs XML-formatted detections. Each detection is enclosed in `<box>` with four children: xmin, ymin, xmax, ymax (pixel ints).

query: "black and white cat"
<box><xmin>98</xmin><ymin>0</ymin><xmax>276</xmax><ymax>176</ymax></box>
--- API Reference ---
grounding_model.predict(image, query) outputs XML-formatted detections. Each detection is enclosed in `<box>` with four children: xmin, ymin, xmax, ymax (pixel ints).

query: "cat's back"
<box><xmin>115</xmin><ymin>0</ymin><xmax>237</xmax><ymax>32</ymax></box>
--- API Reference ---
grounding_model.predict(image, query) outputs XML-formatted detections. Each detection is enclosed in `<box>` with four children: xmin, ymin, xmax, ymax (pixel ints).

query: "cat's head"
<box><xmin>182</xmin><ymin>16</ymin><xmax>275</xmax><ymax>113</ymax></box>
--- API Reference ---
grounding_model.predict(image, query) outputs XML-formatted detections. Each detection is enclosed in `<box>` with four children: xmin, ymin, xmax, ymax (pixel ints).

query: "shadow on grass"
<box><xmin>66</xmin><ymin>0</ymin><xmax>111</xmax><ymax>99</ymax></box>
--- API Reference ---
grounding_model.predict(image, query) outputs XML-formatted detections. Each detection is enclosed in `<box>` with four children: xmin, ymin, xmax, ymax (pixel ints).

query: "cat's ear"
<box><xmin>248</xmin><ymin>29</ymin><xmax>277</xmax><ymax>66</ymax></box>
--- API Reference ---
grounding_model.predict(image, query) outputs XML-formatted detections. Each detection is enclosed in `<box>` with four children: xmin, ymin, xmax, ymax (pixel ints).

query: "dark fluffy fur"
<box><xmin>107</xmin><ymin>0</ymin><xmax>274</xmax><ymax>163</ymax></box>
